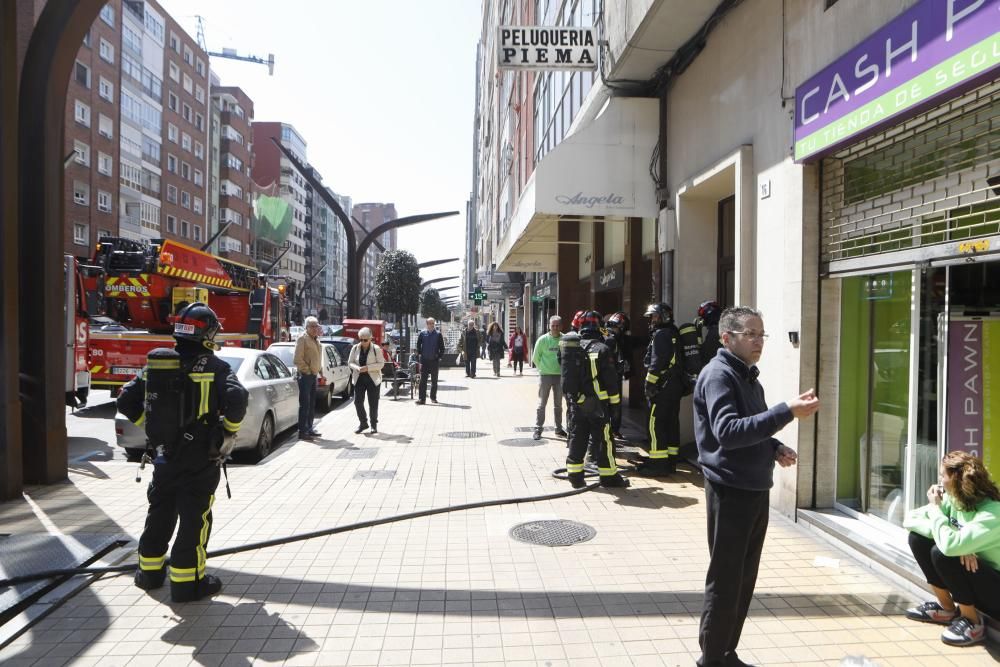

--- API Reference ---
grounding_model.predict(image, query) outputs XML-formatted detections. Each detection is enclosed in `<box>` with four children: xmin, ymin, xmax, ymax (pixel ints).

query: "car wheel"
<box><xmin>252</xmin><ymin>413</ymin><xmax>274</xmax><ymax>463</ymax></box>
<box><xmin>316</xmin><ymin>386</ymin><xmax>333</xmax><ymax>412</ymax></box>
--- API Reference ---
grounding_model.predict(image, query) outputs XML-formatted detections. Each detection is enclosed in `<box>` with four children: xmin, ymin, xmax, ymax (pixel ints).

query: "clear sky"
<box><xmin>161</xmin><ymin>0</ymin><xmax>481</xmax><ymax>289</ymax></box>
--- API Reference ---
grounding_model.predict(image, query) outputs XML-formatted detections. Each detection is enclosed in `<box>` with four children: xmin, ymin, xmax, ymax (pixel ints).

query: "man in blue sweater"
<box><xmin>416</xmin><ymin>317</ymin><xmax>445</xmax><ymax>404</ymax></box>
<box><xmin>693</xmin><ymin>306</ymin><xmax>819</xmax><ymax>667</ymax></box>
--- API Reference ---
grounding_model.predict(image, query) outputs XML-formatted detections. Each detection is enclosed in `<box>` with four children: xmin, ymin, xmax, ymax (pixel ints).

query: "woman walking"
<box><xmin>347</xmin><ymin>327</ymin><xmax>384</xmax><ymax>434</ymax></box>
<box><xmin>508</xmin><ymin>326</ymin><xmax>528</xmax><ymax>375</ymax></box>
<box><xmin>486</xmin><ymin>322</ymin><xmax>507</xmax><ymax>377</ymax></box>
<box><xmin>903</xmin><ymin>451</ymin><xmax>1000</xmax><ymax>646</ymax></box>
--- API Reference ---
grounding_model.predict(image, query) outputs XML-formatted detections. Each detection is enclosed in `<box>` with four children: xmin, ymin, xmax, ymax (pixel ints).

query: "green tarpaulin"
<box><xmin>253</xmin><ymin>195</ymin><xmax>293</xmax><ymax>243</ymax></box>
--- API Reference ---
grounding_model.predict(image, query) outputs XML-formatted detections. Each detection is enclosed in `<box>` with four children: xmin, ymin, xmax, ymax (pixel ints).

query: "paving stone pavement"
<box><xmin>1</xmin><ymin>367</ymin><xmax>998</xmax><ymax>666</ymax></box>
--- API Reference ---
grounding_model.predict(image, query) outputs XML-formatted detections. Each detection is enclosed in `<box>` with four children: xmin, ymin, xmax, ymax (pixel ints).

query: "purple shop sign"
<box><xmin>947</xmin><ymin>319</ymin><xmax>984</xmax><ymax>458</ymax></box>
<box><xmin>794</xmin><ymin>0</ymin><xmax>1000</xmax><ymax>161</ymax></box>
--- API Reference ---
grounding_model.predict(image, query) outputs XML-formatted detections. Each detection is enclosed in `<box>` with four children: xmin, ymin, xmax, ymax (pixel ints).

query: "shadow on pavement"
<box><xmin>310</xmin><ymin>438</ymin><xmax>355</xmax><ymax>450</ymax></box>
<box><xmin>432</xmin><ymin>402</ymin><xmax>471</xmax><ymax>410</ymax></box>
<box><xmin>611</xmin><ymin>486</ymin><xmax>699</xmax><ymax>510</ymax></box>
<box><xmin>364</xmin><ymin>432</ymin><xmax>413</xmax><ymax>444</ymax></box>
<box><xmin>66</xmin><ymin>401</ymin><xmax>117</xmax><ymax>420</ymax></box>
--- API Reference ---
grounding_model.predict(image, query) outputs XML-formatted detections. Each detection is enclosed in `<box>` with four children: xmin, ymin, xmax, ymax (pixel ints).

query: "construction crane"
<box><xmin>196</xmin><ymin>16</ymin><xmax>275</xmax><ymax>75</ymax></box>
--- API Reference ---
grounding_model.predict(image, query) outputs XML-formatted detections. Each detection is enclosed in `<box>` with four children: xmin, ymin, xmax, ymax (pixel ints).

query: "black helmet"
<box><xmin>173</xmin><ymin>302</ymin><xmax>222</xmax><ymax>349</ymax></box>
<box><xmin>643</xmin><ymin>303</ymin><xmax>673</xmax><ymax>322</ymax></box>
<box><xmin>578</xmin><ymin>310</ymin><xmax>603</xmax><ymax>332</ymax></box>
<box><xmin>606</xmin><ymin>311</ymin><xmax>630</xmax><ymax>332</ymax></box>
<box><xmin>698</xmin><ymin>300</ymin><xmax>722</xmax><ymax>326</ymax></box>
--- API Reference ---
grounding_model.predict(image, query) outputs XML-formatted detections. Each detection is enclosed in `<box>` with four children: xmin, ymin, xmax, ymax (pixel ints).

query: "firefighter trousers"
<box><xmin>137</xmin><ymin>453</ymin><xmax>221</xmax><ymax>595</ymax></box>
<box><xmin>566</xmin><ymin>408</ymin><xmax>618</xmax><ymax>478</ymax></box>
<box><xmin>648</xmin><ymin>383</ymin><xmax>683</xmax><ymax>461</ymax></box>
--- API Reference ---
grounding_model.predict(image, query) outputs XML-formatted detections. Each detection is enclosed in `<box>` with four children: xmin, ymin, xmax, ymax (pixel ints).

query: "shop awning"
<box><xmin>494</xmin><ymin>97</ymin><xmax>659</xmax><ymax>272</ymax></box>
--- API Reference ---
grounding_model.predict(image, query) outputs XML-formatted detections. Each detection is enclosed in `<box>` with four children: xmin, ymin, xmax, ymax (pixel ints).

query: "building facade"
<box><xmin>353</xmin><ymin>202</ymin><xmax>398</xmax><ymax>319</ymax></box>
<box><xmin>209</xmin><ymin>85</ymin><xmax>254</xmax><ymax>264</ymax></box>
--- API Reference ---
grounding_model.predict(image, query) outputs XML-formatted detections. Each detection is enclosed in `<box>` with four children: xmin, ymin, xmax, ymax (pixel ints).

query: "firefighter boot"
<box><xmin>600</xmin><ymin>473</ymin><xmax>630</xmax><ymax>488</ymax></box>
<box><xmin>634</xmin><ymin>458</ymin><xmax>676</xmax><ymax>477</ymax></box>
<box><xmin>171</xmin><ymin>575</ymin><xmax>223</xmax><ymax>603</ymax></box>
<box><xmin>134</xmin><ymin>567</ymin><xmax>165</xmax><ymax>591</ymax></box>
<box><xmin>567</xmin><ymin>472</ymin><xmax>587</xmax><ymax>489</ymax></box>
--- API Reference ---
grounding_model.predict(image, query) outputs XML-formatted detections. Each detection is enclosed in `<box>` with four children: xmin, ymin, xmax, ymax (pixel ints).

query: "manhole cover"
<box><xmin>441</xmin><ymin>431</ymin><xmax>487</xmax><ymax>439</ymax></box>
<box><xmin>509</xmin><ymin>520</ymin><xmax>596</xmax><ymax>547</ymax></box>
<box><xmin>498</xmin><ymin>438</ymin><xmax>544</xmax><ymax>447</ymax></box>
<box><xmin>353</xmin><ymin>470</ymin><xmax>395</xmax><ymax>480</ymax></box>
<box><xmin>338</xmin><ymin>448</ymin><xmax>378</xmax><ymax>459</ymax></box>
<box><xmin>514</xmin><ymin>426</ymin><xmax>552</xmax><ymax>432</ymax></box>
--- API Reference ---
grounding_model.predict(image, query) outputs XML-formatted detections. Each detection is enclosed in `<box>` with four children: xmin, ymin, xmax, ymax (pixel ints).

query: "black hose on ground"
<box><xmin>0</xmin><ymin>475</ymin><xmax>601</xmax><ymax>589</ymax></box>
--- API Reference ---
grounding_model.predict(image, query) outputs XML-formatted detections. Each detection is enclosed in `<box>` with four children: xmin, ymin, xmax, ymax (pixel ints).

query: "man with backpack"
<box><xmin>635</xmin><ymin>302</ymin><xmax>685</xmax><ymax>476</ymax></box>
<box><xmin>561</xmin><ymin>310</ymin><xmax>630</xmax><ymax>489</ymax></box>
<box><xmin>603</xmin><ymin>311</ymin><xmax>631</xmax><ymax>440</ymax></box>
<box><xmin>118</xmin><ymin>302</ymin><xmax>248</xmax><ymax>603</ymax></box>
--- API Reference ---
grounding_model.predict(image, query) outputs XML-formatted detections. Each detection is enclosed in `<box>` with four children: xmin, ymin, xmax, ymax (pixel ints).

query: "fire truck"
<box><xmin>84</xmin><ymin>237</ymin><xmax>288</xmax><ymax>394</ymax></box>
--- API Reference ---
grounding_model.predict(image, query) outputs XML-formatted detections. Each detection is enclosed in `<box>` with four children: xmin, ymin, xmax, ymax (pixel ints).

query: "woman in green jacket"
<box><xmin>903</xmin><ymin>451</ymin><xmax>1000</xmax><ymax>646</ymax></box>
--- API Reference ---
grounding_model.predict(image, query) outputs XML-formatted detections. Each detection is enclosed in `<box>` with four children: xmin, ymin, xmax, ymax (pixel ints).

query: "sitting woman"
<box><xmin>903</xmin><ymin>451</ymin><xmax>1000</xmax><ymax>646</ymax></box>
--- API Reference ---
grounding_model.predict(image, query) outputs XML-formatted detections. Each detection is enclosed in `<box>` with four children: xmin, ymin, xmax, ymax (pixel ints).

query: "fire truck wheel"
<box><xmin>252</xmin><ymin>413</ymin><xmax>274</xmax><ymax>463</ymax></box>
<box><xmin>316</xmin><ymin>387</ymin><xmax>333</xmax><ymax>412</ymax></box>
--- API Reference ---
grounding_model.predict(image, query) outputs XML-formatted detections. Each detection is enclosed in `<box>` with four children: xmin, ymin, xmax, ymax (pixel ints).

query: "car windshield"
<box><xmin>269</xmin><ymin>346</ymin><xmax>294</xmax><ymax>368</ymax></box>
<box><xmin>331</xmin><ymin>342</ymin><xmax>352</xmax><ymax>363</ymax></box>
<box><xmin>218</xmin><ymin>355</ymin><xmax>244</xmax><ymax>373</ymax></box>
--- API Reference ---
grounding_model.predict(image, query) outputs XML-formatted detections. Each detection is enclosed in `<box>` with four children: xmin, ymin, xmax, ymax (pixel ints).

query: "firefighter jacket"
<box><xmin>118</xmin><ymin>346</ymin><xmax>248</xmax><ymax>451</ymax></box>
<box><xmin>578</xmin><ymin>334</ymin><xmax>621</xmax><ymax>406</ymax></box>
<box><xmin>643</xmin><ymin>323</ymin><xmax>681</xmax><ymax>390</ymax></box>
<box><xmin>604</xmin><ymin>330</ymin><xmax>632</xmax><ymax>378</ymax></box>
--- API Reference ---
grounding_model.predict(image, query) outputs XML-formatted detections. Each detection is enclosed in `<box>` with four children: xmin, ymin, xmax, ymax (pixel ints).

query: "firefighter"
<box><xmin>562</xmin><ymin>310</ymin><xmax>630</xmax><ymax>489</ymax></box>
<box><xmin>697</xmin><ymin>300</ymin><xmax>723</xmax><ymax>364</ymax></box>
<box><xmin>604</xmin><ymin>311</ymin><xmax>632</xmax><ymax>440</ymax></box>
<box><xmin>558</xmin><ymin>309</ymin><xmax>588</xmax><ymax>445</ymax></box>
<box><xmin>635</xmin><ymin>302</ymin><xmax>683</xmax><ymax>476</ymax></box>
<box><xmin>118</xmin><ymin>302</ymin><xmax>248</xmax><ymax>603</ymax></box>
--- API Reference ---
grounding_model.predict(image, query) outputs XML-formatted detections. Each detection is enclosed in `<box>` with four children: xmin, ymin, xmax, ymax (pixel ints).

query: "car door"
<box><xmin>264</xmin><ymin>353</ymin><xmax>298</xmax><ymax>428</ymax></box>
<box><xmin>324</xmin><ymin>345</ymin><xmax>345</xmax><ymax>393</ymax></box>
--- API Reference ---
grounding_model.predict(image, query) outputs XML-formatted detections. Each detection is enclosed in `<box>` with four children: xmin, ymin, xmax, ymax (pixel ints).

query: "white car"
<box><xmin>116</xmin><ymin>348</ymin><xmax>300</xmax><ymax>463</ymax></box>
<box><xmin>266</xmin><ymin>341</ymin><xmax>352</xmax><ymax>411</ymax></box>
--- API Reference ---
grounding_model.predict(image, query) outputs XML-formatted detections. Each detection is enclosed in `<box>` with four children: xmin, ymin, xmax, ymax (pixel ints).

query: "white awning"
<box><xmin>495</xmin><ymin>97</ymin><xmax>658</xmax><ymax>272</ymax></box>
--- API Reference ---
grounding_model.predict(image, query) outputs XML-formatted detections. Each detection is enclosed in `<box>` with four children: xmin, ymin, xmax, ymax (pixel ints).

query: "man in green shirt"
<box><xmin>531</xmin><ymin>315</ymin><xmax>568</xmax><ymax>441</ymax></box>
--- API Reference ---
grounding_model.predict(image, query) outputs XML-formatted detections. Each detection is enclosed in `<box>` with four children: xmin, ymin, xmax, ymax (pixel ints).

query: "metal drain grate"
<box><xmin>353</xmin><ymin>470</ymin><xmax>395</xmax><ymax>480</ymax></box>
<box><xmin>498</xmin><ymin>438</ymin><xmax>544</xmax><ymax>447</ymax></box>
<box><xmin>514</xmin><ymin>426</ymin><xmax>552</xmax><ymax>432</ymax></box>
<box><xmin>509</xmin><ymin>520</ymin><xmax>596</xmax><ymax>547</ymax></box>
<box><xmin>441</xmin><ymin>431</ymin><xmax>487</xmax><ymax>439</ymax></box>
<box><xmin>338</xmin><ymin>448</ymin><xmax>378</xmax><ymax>459</ymax></box>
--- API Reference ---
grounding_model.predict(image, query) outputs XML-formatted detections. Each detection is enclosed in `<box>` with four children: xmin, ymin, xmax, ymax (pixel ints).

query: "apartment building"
<box><xmin>353</xmin><ymin>202</ymin><xmax>398</xmax><ymax>319</ymax></box>
<box><xmin>210</xmin><ymin>85</ymin><xmax>254</xmax><ymax>264</ymax></box>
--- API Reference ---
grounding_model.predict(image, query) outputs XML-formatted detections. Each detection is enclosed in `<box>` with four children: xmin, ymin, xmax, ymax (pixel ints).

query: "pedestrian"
<box><xmin>480</xmin><ymin>325</ymin><xmax>488</xmax><ymax>359</ymax></box>
<box><xmin>348</xmin><ymin>327</ymin><xmax>384</xmax><ymax>434</ymax></box>
<box><xmin>903</xmin><ymin>451</ymin><xmax>1000</xmax><ymax>647</ymax></box>
<box><xmin>415</xmin><ymin>317</ymin><xmax>445</xmax><ymax>404</ymax></box>
<box><xmin>508</xmin><ymin>326</ymin><xmax>528</xmax><ymax>375</ymax></box>
<box><xmin>531</xmin><ymin>315</ymin><xmax>567</xmax><ymax>441</ymax></box>
<box><xmin>562</xmin><ymin>311</ymin><xmax>628</xmax><ymax>489</ymax></box>
<box><xmin>693</xmin><ymin>306</ymin><xmax>818</xmax><ymax>667</ymax></box>
<box><xmin>486</xmin><ymin>322</ymin><xmax>507</xmax><ymax>376</ymax></box>
<box><xmin>635</xmin><ymin>303</ymin><xmax>685</xmax><ymax>476</ymax></box>
<box><xmin>293</xmin><ymin>316</ymin><xmax>323</xmax><ymax>441</ymax></box>
<box><xmin>458</xmin><ymin>319</ymin><xmax>480</xmax><ymax>378</ymax></box>
<box><xmin>119</xmin><ymin>302</ymin><xmax>248</xmax><ymax>603</ymax></box>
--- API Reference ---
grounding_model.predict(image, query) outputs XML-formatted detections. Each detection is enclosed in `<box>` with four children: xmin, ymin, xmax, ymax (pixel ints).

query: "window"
<box><xmin>193</xmin><ymin>169</ymin><xmax>203</xmax><ymax>186</ymax></box>
<box><xmin>194</xmin><ymin>141</ymin><xmax>204</xmax><ymax>159</ymax></box>
<box><xmin>73</xmin><ymin>181</ymin><xmax>89</xmax><ymax>205</ymax></box>
<box><xmin>98</xmin><ymin>229</ymin><xmax>112</xmax><ymax>240</ymax></box>
<box><xmin>74</xmin><ymin>61</ymin><xmax>90</xmax><ymax>87</ymax></box>
<box><xmin>99</xmin><ymin>38</ymin><xmax>114</xmax><ymax>64</ymax></box>
<box><xmin>193</xmin><ymin>225</ymin><xmax>202</xmax><ymax>242</ymax></box>
<box><xmin>168</xmin><ymin>61</ymin><xmax>180</xmax><ymax>83</ymax></box>
<box><xmin>144</xmin><ymin>10</ymin><xmax>164</xmax><ymax>44</ymax></box>
<box><xmin>73</xmin><ymin>140</ymin><xmax>90</xmax><ymax>166</ymax></box>
<box><xmin>182</xmin><ymin>103</ymin><xmax>192</xmax><ymax>123</ymax></box>
<box><xmin>119</xmin><ymin>159</ymin><xmax>141</xmax><ymax>191</ymax></box>
<box><xmin>141</xmin><ymin>136</ymin><xmax>160</xmax><ymax>163</ymax></box>
<box><xmin>140</xmin><ymin>201</ymin><xmax>160</xmax><ymax>232</ymax></box>
<box><xmin>74</xmin><ymin>100</ymin><xmax>90</xmax><ymax>126</ymax></box>
<box><xmin>181</xmin><ymin>191</ymin><xmax>191</xmax><ymax>208</ymax></box>
<box><xmin>195</xmin><ymin>85</ymin><xmax>205</xmax><ymax>103</ymax></box>
<box><xmin>223</xmin><ymin>125</ymin><xmax>244</xmax><ymax>144</ymax></box>
<box><xmin>73</xmin><ymin>223</ymin><xmax>88</xmax><ymax>246</ymax></box>
<box><xmin>181</xmin><ymin>219</ymin><xmax>190</xmax><ymax>237</ymax></box>
<box><xmin>97</xmin><ymin>152</ymin><xmax>112</xmax><ymax>176</ymax></box>
<box><xmin>194</xmin><ymin>113</ymin><xmax>204</xmax><ymax>131</ymax></box>
<box><xmin>98</xmin><ymin>114</ymin><xmax>113</xmax><ymax>138</ymax></box>
<box><xmin>181</xmin><ymin>162</ymin><xmax>190</xmax><ymax>180</ymax></box>
<box><xmin>183</xmin><ymin>46</ymin><xmax>193</xmax><ymax>66</ymax></box>
<box><xmin>97</xmin><ymin>190</ymin><xmax>111</xmax><ymax>212</ymax></box>
<box><xmin>98</xmin><ymin>76</ymin><xmax>113</xmax><ymax>102</ymax></box>
<box><xmin>169</xmin><ymin>32</ymin><xmax>180</xmax><ymax>53</ymax></box>
<box><xmin>82</xmin><ymin>29</ymin><xmax>90</xmax><ymax>48</ymax></box>
<box><xmin>193</xmin><ymin>197</ymin><xmax>203</xmax><ymax>214</ymax></box>
<box><xmin>166</xmin><ymin>154</ymin><xmax>177</xmax><ymax>173</ymax></box>
<box><xmin>166</xmin><ymin>215</ymin><xmax>176</xmax><ymax>233</ymax></box>
<box><xmin>122</xmin><ymin>25</ymin><xmax>141</xmax><ymax>54</ymax></box>
<box><xmin>166</xmin><ymin>184</ymin><xmax>177</xmax><ymax>203</ymax></box>
<box><xmin>196</xmin><ymin>58</ymin><xmax>205</xmax><ymax>77</ymax></box>
<box><xmin>181</xmin><ymin>132</ymin><xmax>191</xmax><ymax>152</ymax></box>
<box><xmin>168</xmin><ymin>92</ymin><xmax>178</xmax><ymax>112</ymax></box>
<box><xmin>99</xmin><ymin>3</ymin><xmax>114</xmax><ymax>26</ymax></box>
<box><xmin>182</xmin><ymin>73</ymin><xmax>192</xmax><ymax>94</ymax></box>
<box><xmin>141</xmin><ymin>169</ymin><xmax>160</xmax><ymax>195</ymax></box>
<box><xmin>226</xmin><ymin>154</ymin><xmax>243</xmax><ymax>171</ymax></box>
<box><xmin>168</xmin><ymin>123</ymin><xmax>178</xmax><ymax>142</ymax></box>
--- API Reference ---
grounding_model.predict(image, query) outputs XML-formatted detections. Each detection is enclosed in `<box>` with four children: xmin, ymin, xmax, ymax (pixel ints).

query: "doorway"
<box><xmin>717</xmin><ymin>196</ymin><xmax>735</xmax><ymax>308</ymax></box>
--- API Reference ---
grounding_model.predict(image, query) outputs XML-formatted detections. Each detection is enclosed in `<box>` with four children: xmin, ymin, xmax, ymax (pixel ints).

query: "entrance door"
<box><xmin>717</xmin><ymin>196</ymin><xmax>735</xmax><ymax>307</ymax></box>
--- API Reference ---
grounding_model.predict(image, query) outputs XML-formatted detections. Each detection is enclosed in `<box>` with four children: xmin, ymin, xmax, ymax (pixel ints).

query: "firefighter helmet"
<box><xmin>697</xmin><ymin>300</ymin><xmax>722</xmax><ymax>326</ymax></box>
<box><xmin>173</xmin><ymin>302</ymin><xmax>222</xmax><ymax>348</ymax></box>
<box><xmin>578</xmin><ymin>310</ymin><xmax>603</xmax><ymax>332</ymax></box>
<box><xmin>643</xmin><ymin>302</ymin><xmax>673</xmax><ymax>322</ymax></box>
<box><xmin>571</xmin><ymin>310</ymin><xmax>586</xmax><ymax>331</ymax></box>
<box><xmin>606</xmin><ymin>311</ymin><xmax>630</xmax><ymax>332</ymax></box>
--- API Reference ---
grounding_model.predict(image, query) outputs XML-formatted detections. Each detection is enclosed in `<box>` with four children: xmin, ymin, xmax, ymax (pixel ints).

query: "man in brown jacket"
<box><xmin>293</xmin><ymin>316</ymin><xmax>323</xmax><ymax>440</ymax></box>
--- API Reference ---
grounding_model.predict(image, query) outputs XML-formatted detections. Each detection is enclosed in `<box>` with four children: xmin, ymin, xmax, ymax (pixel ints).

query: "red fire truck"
<box><xmin>84</xmin><ymin>237</ymin><xmax>288</xmax><ymax>394</ymax></box>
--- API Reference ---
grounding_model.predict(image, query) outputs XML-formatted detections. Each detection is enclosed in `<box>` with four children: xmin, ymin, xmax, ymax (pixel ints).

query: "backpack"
<box><xmin>143</xmin><ymin>347</ymin><xmax>191</xmax><ymax>448</ymax></box>
<box><xmin>676</xmin><ymin>322</ymin><xmax>704</xmax><ymax>394</ymax></box>
<box><xmin>558</xmin><ymin>331</ymin><xmax>587</xmax><ymax>397</ymax></box>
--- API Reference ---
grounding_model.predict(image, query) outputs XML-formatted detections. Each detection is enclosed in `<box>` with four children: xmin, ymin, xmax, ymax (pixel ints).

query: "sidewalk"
<box><xmin>1</xmin><ymin>367</ymin><xmax>998</xmax><ymax>666</ymax></box>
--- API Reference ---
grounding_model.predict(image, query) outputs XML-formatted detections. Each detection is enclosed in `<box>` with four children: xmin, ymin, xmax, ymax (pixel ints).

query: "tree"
<box><xmin>375</xmin><ymin>250</ymin><xmax>421</xmax><ymax>316</ymax></box>
<box><xmin>420</xmin><ymin>288</ymin><xmax>451</xmax><ymax>322</ymax></box>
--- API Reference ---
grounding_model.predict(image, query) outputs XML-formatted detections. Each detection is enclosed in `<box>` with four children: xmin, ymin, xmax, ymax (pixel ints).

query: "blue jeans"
<box><xmin>297</xmin><ymin>374</ymin><xmax>317</xmax><ymax>436</ymax></box>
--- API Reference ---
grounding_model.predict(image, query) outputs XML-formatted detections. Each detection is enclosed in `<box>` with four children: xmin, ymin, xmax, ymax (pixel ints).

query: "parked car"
<box><xmin>318</xmin><ymin>335</ymin><xmax>356</xmax><ymax>365</ymax></box>
<box><xmin>288</xmin><ymin>325</ymin><xmax>305</xmax><ymax>341</ymax></box>
<box><xmin>266</xmin><ymin>341</ymin><xmax>352</xmax><ymax>411</ymax></box>
<box><xmin>115</xmin><ymin>348</ymin><xmax>299</xmax><ymax>463</ymax></box>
